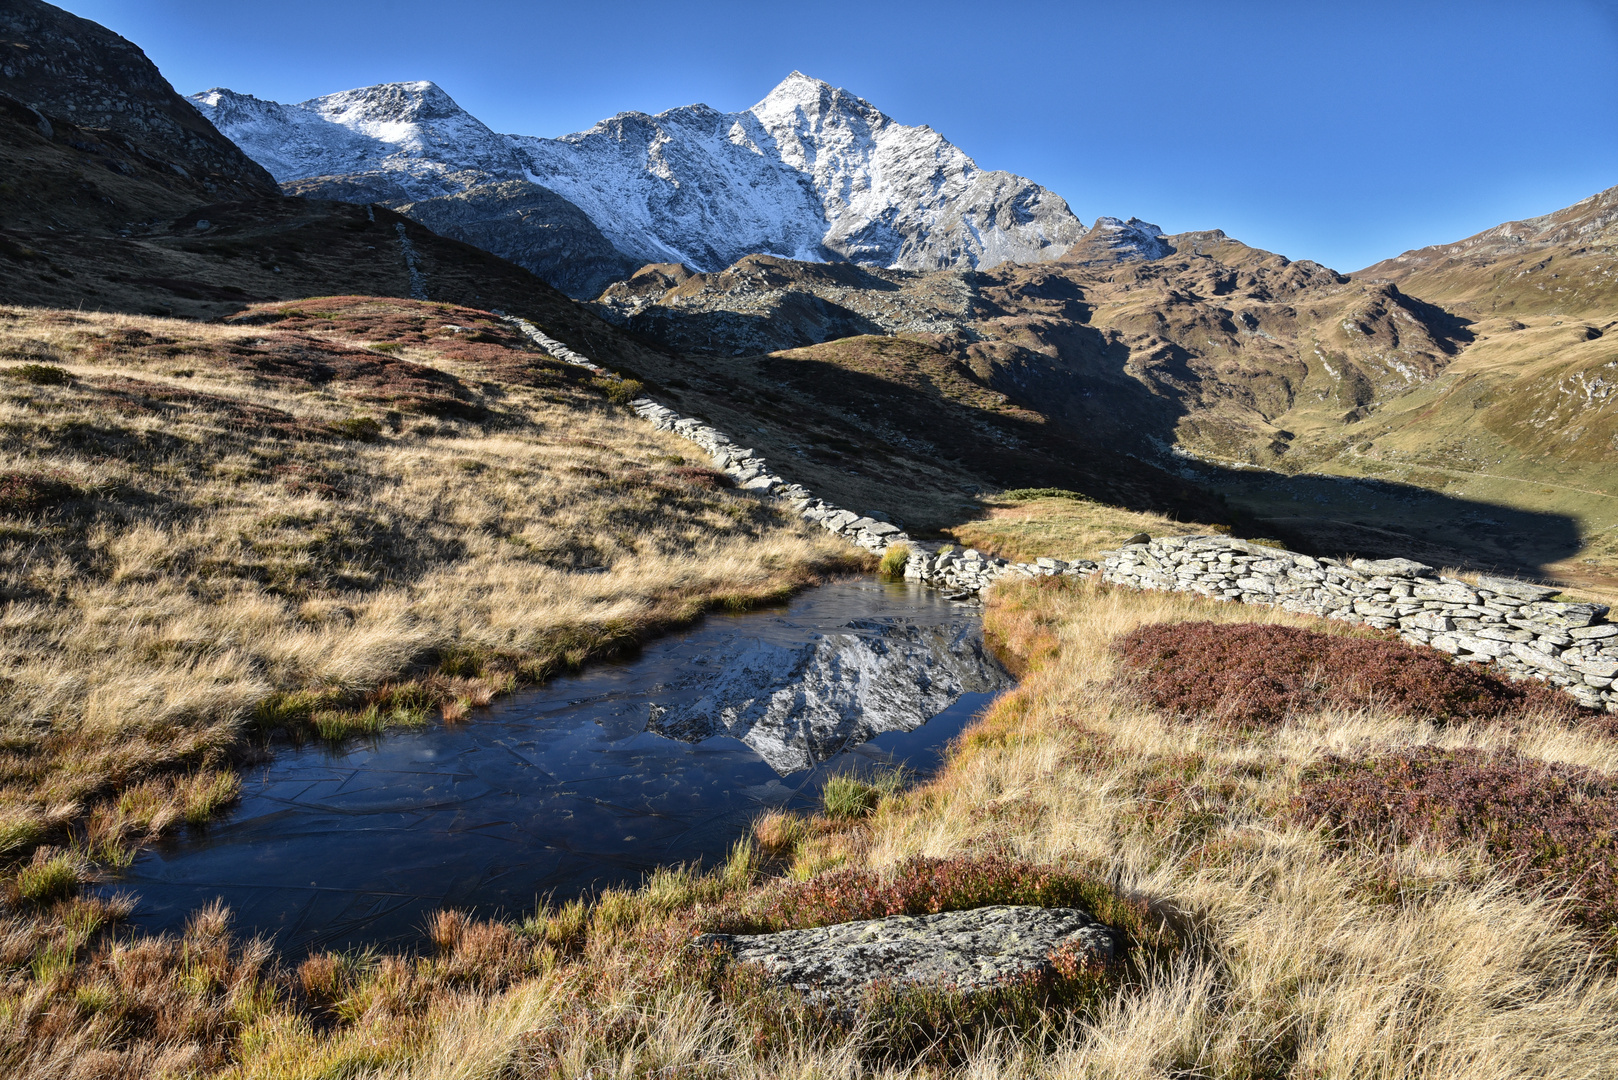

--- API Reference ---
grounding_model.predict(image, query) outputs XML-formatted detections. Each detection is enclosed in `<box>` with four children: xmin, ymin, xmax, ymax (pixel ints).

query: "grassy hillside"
<box><xmin>1358</xmin><ymin>184</ymin><xmax>1618</xmax><ymax>318</ymax></box>
<box><xmin>582</xmin><ymin>331</ymin><xmax>1229</xmax><ymax>539</ymax></box>
<box><xmin>13</xmin><ymin>575</ymin><xmax>1613</xmax><ymax>1077</ymax></box>
<box><xmin>600</xmin><ymin>231</ymin><xmax>1618</xmax><ymax>585</ymax></box>
<box><xmin>943</xmin><ymin>489</ymin><xmax>1212</xmax><ymax>564</ymax></box>
<box><xmin>0</xmin><ymin>296</ymin><xmax>852</xmax><ymax>883</ymax></box>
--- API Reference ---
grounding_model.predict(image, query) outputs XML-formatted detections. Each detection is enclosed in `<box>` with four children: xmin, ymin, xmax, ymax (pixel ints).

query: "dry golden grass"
<box><xmin>0</xmin><ymin>299</ymin><xmax>854</xmax><ymax>869</ymax></box>
<box><xmin>163</xmin><ymin>578</ymin><xmax>1618</xmax><ymax>1080</ymax></box>
<box><xmin>944</xmin><ymin>492</ymin><xmax>1209</xmax><ymax>564</ymax></box>
<box><xmin>786</xmin><ymin>578</ymin><xmax>1618</xmax><ymax>1078</ymax></box>
<box><xmin>5</xmin><ymin>302</ymin><xmax>1615</xmax><ymax>1077</ymax></box>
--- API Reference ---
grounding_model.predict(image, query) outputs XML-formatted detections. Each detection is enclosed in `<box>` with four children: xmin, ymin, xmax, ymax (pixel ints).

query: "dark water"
<box><xmin>102</xmin><ymin>579</ymin><xmax>1009</xmax><ymax>954</ymax></box>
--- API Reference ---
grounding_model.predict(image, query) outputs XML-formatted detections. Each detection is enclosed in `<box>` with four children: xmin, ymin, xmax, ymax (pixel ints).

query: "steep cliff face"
<box><xmin>394</xmin><ymin>181</ymin><xmax>640</xmax><ymax>300</ymax></box>
<box><xmin>744</xmin><ymin>72</ymin><xmax>1088</xmax><ymax>270</ymax></box>
<box><xmin>192</xmin><ymin>72</ymin><xmax>1090</xmax><ymax>292</ymax></box>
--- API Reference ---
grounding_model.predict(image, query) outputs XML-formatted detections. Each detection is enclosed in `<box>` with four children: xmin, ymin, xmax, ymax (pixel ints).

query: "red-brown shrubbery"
<box><xmin>669</xmin><ymin>465</ymin><xmax>733</xmax><ymax>490</ymax></box>
<box><xmin>1113</xmin><ymin>622</ymin><xmax>1582</xmax><ymax>727</ymax></box>
<box><xmin>1296</xmin><ymin>747</ymin><xmax>1618</xmax><ymax>933</ymax></box>
<box><xmin>697</xmin><ymin>855</ymin><xmax>1164</xmax><ymax>1067</ymax></box>
<box><xmin>0</xmin><ymin>470</ymin><xmax>78</xmax><ymax>517</ymax></box>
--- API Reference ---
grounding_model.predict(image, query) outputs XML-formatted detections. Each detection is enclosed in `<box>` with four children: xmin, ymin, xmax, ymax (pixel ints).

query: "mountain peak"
<box><xmin>201</xmin><ymin>71</ymin><xmax>1090</xmax><ymax>278</ymax></box>
<box><xmin>753</xmin><ymin>71</ymin><xmax>883</xmax><ymax>127</ymax></box>
<box><xmin>300</xmin><ymin>80</ymin><xmax>470</xmax><ymax>126</ymax></box>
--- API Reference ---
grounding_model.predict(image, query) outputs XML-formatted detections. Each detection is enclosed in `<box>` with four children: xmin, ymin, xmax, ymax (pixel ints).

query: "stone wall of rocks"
<box><xmin>502</xmin><ymin>315</ymin><xmax>1614</xmax><ymax>714</ymax></box>
<box><xmin>1103</xmin><ymin>535</ymin><xmax>1617</xmax><ymax>712</ymax></box>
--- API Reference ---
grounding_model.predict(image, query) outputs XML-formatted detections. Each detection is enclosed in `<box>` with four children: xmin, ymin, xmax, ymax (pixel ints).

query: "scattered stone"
<box><xmin>1476</xmin><ymin>575</ymin><xmax>1561</xmax><ymax>602</ymax></box>
<box><xmin>694</xmin><ymin>905</ymin><xmax>1117</xmax><ymax>998</ymax></box>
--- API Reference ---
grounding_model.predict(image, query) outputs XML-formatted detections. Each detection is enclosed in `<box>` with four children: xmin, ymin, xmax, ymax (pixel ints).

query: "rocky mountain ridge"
<box><xmin>1355</xmin><ymin>183</ymin><xmax>1618</xmax><ymax>318</ymax></box>
<box><xmin>1</xmin><ymin>0</ymin><xmax>276</xmax><ymax>203</ymax></box>
<box><xmin>591</xmin><ymin>231</ymin><xmax>1471</xmax><ymax>466</ymax></box>
<box><xmin>192</xmin><ymin>73</ymin><xmax>1090</xmax><ymax>296</ymax></box>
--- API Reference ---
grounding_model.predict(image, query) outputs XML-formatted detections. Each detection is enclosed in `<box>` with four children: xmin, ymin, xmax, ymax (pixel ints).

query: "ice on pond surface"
<box><xmin>103</xmin><ymin>580</ymin><xmax>1009</xmax><ymax>954</ymax></box>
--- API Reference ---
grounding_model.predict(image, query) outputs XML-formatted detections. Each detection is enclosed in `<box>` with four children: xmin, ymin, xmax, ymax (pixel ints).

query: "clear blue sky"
<box><xmin>63</xmin><ymin>0</ymin><xmax>1618</xmax><ymax>272</ymax></box>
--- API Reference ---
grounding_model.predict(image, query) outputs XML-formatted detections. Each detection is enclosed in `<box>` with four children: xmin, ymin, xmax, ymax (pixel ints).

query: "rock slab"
<box><xmin>695</xmin><ymin>905</ymin><xmax>1117</xmax><ymax>997</ymax></box>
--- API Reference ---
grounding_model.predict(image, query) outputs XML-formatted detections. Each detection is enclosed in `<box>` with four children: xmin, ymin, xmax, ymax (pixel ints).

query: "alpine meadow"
<box><xmin>2</xmin><ymin>2</ymin><xmax>1618</xmax><ymax>1077</ymax></box>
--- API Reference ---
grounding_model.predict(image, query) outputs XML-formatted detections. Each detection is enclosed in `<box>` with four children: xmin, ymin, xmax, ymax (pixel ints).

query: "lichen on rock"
<box><xmin>694</xmin><ymin>904</ymin><xmax>1118</xmax><ymax>998</ymax></box>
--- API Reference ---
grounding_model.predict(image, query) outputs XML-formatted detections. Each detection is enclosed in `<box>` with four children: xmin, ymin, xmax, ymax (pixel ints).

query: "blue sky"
<box><xmin>65</xmin><ymin>0</ymin><xmax>1618</xmax><ymax>272</ymax></box>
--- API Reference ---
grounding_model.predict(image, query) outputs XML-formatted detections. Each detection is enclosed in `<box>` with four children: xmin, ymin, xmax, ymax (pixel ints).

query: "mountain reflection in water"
<box><xmin>651</xmin><ymin>618</ymin><xmax>1008</xmax><ymax>773</ymax></box>
<box><xmin>101</xmin><ymin>580</ymin><xmax>1008</xmax><ymax>953</ymax></box>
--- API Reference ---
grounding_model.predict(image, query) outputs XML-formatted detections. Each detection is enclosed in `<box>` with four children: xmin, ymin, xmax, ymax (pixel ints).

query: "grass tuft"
<box><xmin>877</xmin><ymin>542</ymin><xmax>910</xmax><ymax>579</ymax></box>
<box><xmin>13</xmin><ymin>849</ymin><xmax>82</xmax><ymax>906</ymax></box>
<box><xmin>820</xmin><ymin>769</ymin><xmax>904</xmax><ymax>820</ymax></box>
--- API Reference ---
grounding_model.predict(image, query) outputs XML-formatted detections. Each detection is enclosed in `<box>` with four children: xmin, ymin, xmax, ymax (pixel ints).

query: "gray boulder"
<box><xmin>695</xmin><ymin>905</ymin><xmax>1117</xmax><ymax>998</ymax></box>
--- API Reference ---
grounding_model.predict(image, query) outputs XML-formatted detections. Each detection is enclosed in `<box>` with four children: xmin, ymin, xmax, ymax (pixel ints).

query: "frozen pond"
<box><xmin>104</xmin><ymin>579</ymin><xmax>1010</xmax><ymax>953</ymax></box>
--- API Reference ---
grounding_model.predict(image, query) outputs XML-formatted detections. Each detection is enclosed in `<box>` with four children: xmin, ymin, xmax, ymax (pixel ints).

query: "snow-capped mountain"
<box><xmin>192</xmin><ymin>83</ymin><xmax>520</xmax><ymax>202</ymax></box>
<box><xmin>192</xmin><ymin>73</ymin><xmax>1091</xmax><ymax>295</ymax></box>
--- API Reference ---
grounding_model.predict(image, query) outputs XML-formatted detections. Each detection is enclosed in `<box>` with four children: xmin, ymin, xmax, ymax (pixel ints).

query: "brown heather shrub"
<box><xmin>0</xmin><ymin>471</ymin><xmax>78</xmax><ymax>517</ymax></box>
<box><xmin>1297</xmin><ymin>747</ymin><xmax>1618</xmax><ymax>933</ymax></box>
<box><xmin>1113</xmin><ymin>621</ymin><xmax>1584</xmax><ymax>727</ymax></box>
<box><xmin>1300</xmin><ymin>748</ymin><xmax>1618</xmax><ymax>932</ymax></box>
<box><xmin>668</xmin><ymin>464</ymin><xmax>732</xmax><ymax>489</ymax></box>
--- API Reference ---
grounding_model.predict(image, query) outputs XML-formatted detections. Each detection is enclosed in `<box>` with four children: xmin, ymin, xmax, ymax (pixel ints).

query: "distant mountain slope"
<box><xmin>1356</xmin><ymin>184</ymin><xmax>1618</xmax><ymax>317</ymax></box>
<box><xmin>594</xmin><ymin>231</ymin><xmax>1470</xmax><ymax>466</ymax></box>
<box><xmin>191</xmin><ymin>73</ymin><xmax>1089</xmax><ymax>294</ymax></box>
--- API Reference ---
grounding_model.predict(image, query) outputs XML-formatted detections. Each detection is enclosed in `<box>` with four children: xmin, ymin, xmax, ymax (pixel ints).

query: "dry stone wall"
<box><xmin>502</xmin><ymin>316</ymin><xmax>1615</xmax><ymax>714</ymax></box>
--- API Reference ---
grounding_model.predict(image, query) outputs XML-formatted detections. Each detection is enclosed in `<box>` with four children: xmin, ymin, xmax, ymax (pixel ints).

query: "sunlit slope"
<box><xmin>1358</xmin><ymin>185</ymin><xmax>1618</xmax><ymax>318</ymax></box>
<box><xmin>0</xmin><ymin>296</ymin><xmax>849</xmax><ymax>862</ymax></box>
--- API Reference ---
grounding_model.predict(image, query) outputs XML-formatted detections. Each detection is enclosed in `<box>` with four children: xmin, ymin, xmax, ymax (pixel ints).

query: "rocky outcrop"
<box><xmin>1103</xmin><ymin>535</ymin><xmax>1617</xmax><ymax>712</ymax></box>
<box><xmin>1060</xmin><ymin>216</ymin><xmax>1173</xmax><ymax>266</ymax></box>
<box><xmin>695</xmin><ymin>905</ymin><xmax>1117</xmax><ymax>999</ymax></box>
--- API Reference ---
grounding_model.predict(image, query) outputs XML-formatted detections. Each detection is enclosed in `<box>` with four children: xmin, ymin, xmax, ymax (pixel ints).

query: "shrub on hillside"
<box><xmin>1113</xmin><ymin>621</ymin><xmax>1582</xmax><ymax>727</ymax></box>
<box><xmin>331</xmin><ymin>416</ymin><xmax>383</xmax><ymax>442</ymax></box>
<box><xmin>668</xmin><ymin>465</ymin><xmax>731</xmax><ymax>489</ymax></box>
<box><xmin>1001</xmin><ymin>487</ymin><xmax>1092</xmax><ymax>502</ymax></box>
<box><xmin>0</xmin><ymin>471</ymin><xmax>79</xmax><ymax>517</ymax></box>
<box><xmin>591</xmin><ymin>375</ymin><xmax>643</xmax><ymax>406</ymax></box>
<box><xmin>4</xmin><ymin>362</ymin><xmax>72</xmax><ymax>385</ymax></box>
<box><xmin>1296</xmin><ymin>747</ymin><xmax>1618</xmax><ymax>933</ymax></box>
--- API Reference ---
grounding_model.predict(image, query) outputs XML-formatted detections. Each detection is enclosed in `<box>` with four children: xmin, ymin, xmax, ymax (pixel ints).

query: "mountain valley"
<box><xmin>6</xmin><ymin>4</ymin><xmax>1618</xmax><ymax>1077</ymax></box>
